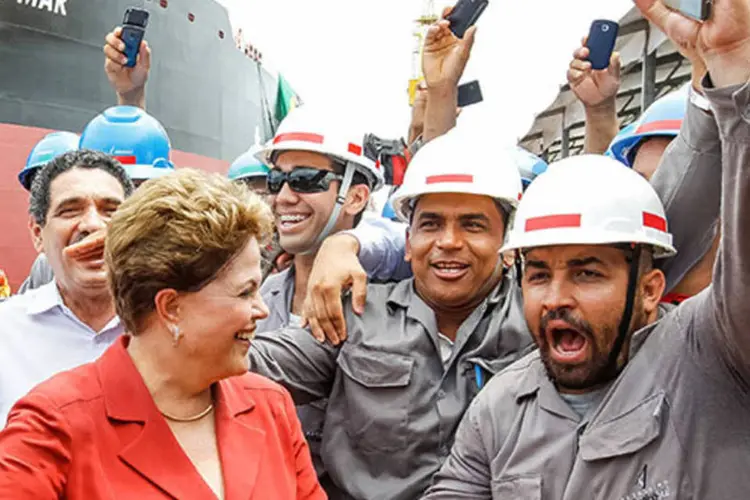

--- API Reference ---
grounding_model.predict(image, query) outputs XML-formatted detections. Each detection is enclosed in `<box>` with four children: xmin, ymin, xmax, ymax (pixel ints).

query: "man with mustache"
<box><xmin>247</xmin><ymin>127</ymin><xmax>533</xmax><ymax>500</ymax></box>
<box><xmin>0</xmin><ymin>151</ymin><xmax>133</xmax><ymax>425</ymax></box>
<box><xmin>423</xmin><ymin>2</ymin><xmax>750</xmax><ymax>495</ymax></box>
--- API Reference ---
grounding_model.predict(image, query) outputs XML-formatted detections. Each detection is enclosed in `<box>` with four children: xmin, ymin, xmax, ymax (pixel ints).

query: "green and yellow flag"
<box><xmin>274</xmin><ymin>74</ymin><xmax>301</xmax><ymax>123</ymax></box>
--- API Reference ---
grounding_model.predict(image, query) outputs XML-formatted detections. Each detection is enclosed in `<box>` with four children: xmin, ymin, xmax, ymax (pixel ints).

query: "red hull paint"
<box><xmin>0</xmin><ymin>123</ymin><xmax>230</xmax><ymax>290</ymax></box>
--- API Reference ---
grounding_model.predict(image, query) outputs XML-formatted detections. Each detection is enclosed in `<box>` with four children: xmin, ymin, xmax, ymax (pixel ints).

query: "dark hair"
<box><xmin>29</xmin><ymin>150</ymin><xmax>135</xmax><ymax>226</ymax></box>
<box><xmin>409</xmin><ymin>198</ymin><xmax>512</xmax><ymax>230</ymax></box>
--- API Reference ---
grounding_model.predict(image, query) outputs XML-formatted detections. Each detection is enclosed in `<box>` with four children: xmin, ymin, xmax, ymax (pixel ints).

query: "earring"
<box><xmin>171</xmin><ymin>324</ymin><xmax>183</xmax><ymax>347</ymax></box>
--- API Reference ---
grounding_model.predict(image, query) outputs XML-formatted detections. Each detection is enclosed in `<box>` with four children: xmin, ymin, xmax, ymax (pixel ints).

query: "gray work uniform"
<box><xmin>17</xmin><ymin>254</ymin><xmax>54</xmax><ymax>295</ymax></box>
<box><xmin>422</xmin><ymin>79</ymin><xmax>750</xmax><ymax>499</ymax></box>
<box><xmin>249</xmin><ymin>275</ymin><xmax>534</xmax><ymax>500</ymax></box>
<box><xmin>650</xmin><ymin>84</ymin><xmax>722</xmax><ymax>293</ymax></box>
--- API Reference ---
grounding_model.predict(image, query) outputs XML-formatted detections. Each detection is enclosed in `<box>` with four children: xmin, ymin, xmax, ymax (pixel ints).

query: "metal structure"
<box><xmin>519</xmin><ymin>7</ymin><xmax>693</xmax><ymax>161</ymax></box>
<box><xmin>408</xmin><ymin>0</ymin><xmax>440</xmax><ymax>105</ymax></box>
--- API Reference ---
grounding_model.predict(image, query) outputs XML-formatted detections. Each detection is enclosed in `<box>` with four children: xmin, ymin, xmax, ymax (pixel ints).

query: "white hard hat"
<box><xmin>501</xmin><ymin>155</ymin><xmax>676</xmax><ymax>258</ymax></box>
<box><xmin>257</xmin><ymin>105</ymin><xmax>384</xmax><ymax>191</ymax></box>
<box><xmin>390</xmin><ymin>127</ymin><xmax>524</xmax><ymax>222</ymax></box>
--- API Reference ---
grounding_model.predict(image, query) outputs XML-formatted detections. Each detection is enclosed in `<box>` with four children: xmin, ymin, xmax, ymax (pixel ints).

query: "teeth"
<box><xmin>434</xmin><ymin>263</ymin><xmax>466</xmax><ymax>269</ymax></box>
<box><xmin>234</xmin><ymin>332</ymin><xmax>254</xmax><ymax>341</ymax></box>
<box><xmin>280</xmin><ymin>214</ymin><xmax>308</xmax><ymax>223</ymax></box>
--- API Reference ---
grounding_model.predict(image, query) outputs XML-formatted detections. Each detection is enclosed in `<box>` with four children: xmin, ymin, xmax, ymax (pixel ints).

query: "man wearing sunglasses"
<box><xmin>253</xmin><ymin>105</ymin><xmax>384</xmax><ymax>496</ymax></box>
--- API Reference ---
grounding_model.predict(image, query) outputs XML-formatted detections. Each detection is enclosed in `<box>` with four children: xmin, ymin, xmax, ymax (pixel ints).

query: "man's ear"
<box><xmin>640</xmin><ymin>268</ymin><xmax>666</xmax><ymax>316</ymax></box>
<box><xmin>343</xmin><ymin>184</ymin><xmax>370</xmax><ymax>217</ymax></box>
<box><xmin>29</xmin><ymin>215</ymin><xmax>44</xmax><ymax>254</ymax></box>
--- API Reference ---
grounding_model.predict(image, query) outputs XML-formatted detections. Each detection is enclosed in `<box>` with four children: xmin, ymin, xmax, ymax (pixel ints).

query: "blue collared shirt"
<box><xmin>0</xmin><ymin>282</ymin><xmax>123</xmax><ymax>426</ymax></box>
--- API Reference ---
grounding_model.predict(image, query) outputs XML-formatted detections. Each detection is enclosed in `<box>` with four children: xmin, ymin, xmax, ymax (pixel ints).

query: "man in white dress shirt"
<box><xmin>0</xmin><ymin>150</ymin><xmax>134</xmax><ymax>425</ymax></box>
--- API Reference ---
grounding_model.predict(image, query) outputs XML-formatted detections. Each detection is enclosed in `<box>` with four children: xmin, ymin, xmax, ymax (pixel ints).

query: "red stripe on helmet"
<box><xmin>273</xmin><ymin>132</ymin><xmax>324</xmax><ymax>145</ymax></box>
<box><xmin>348</xmin><ymin>143</ymin><xmax>362</xmax><ymax>156</ymax></box>
<box><xmin>525</xmin><ymin>214</ymin><xmax>581</xmax><ymax>232</ymax></box>
<box><xmin>113</xmin><ymin>155</ymin><xmax>137</xmax><ymax>165</ymax></box>
<box><xmin>636</xmin><ymin>119</ymin><xmax>682</xmax><ymax>135</ymax></box>
<box><xmin>643</xmin><ymin>212</ymin><xmax>667</xmax><ymax>231</ymax></box>
<box><xmin>426</xmin><ymin>174</ymin><xmax>473</xmax><ymax>184</ymax></box>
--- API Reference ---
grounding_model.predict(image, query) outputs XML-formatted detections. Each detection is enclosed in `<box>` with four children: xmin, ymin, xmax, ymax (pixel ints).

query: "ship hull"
<box><xmin>0</xmin><ymin>0</ymin><xmax>280</xmax><ymax>289</ymax></box>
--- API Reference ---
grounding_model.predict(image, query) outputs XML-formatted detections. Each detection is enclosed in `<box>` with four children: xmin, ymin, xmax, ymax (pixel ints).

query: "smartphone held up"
<box><xmin>585</xmin><ymin>20</ymin><xmax>619</xmax><ymax>70</ymax></box>
<box><xmin>121</xmin><ymin>7</ymin><xmax>150</xmax><ymax>67</ymax></box>
<box><xmin>447</xmin><ymin>0</ymin><xmax>489</xmax><ymax>39</ymax></box>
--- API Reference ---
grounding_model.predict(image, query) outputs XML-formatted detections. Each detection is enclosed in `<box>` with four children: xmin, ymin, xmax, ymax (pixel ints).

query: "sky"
<box><xmin>219</xmin><ymin>0</ymin><xmax>634</xmax><ymax>145</ymax></box>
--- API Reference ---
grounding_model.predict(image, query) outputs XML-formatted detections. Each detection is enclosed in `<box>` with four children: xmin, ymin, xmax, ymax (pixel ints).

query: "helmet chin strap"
<box><xmin>606</xmin><ymin>245</ymin><xmax>643</xmax><ymax>373</ymax></box>
<box><xmin>298</xmin><ymin>161</ymin><xmax>356</xmax><ymax>256</ymax></box>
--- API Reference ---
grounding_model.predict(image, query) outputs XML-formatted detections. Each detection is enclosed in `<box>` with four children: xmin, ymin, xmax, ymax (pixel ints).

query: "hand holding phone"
<box><xmin>121</xmin><ymin>8</ymin><xmax>150</xmax><ymax>68</ymax></box>
<box><xmin>447</xmin><ymin>0</ymin><xmax>489</xmax><ymax>39</ymax></box>
<box><xmin>585</xmin><ymin>20</ymin><xmax>619</xmax><ymax>70</ymax></box>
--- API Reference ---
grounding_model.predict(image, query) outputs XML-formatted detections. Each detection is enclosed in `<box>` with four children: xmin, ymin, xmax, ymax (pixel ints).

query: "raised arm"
<box><xmin>648</xmin><ymin>45</ymin><xmax>722</xmax><ymax>293</ymax></box>
<box><xmin>421</xmin><ymin>7</ymin><xmax>475</xmax><ymax>142</ymax></box>
<box><xmin>103</xmin><ymin>27</ymin><xmax>151</xmax><ymax>109</ymax></box>
<box><xmin>248</xmin><ymin>327</ymin><xmax>339</xmax><ymax>405</ymax></box>
<box><xmin>637</xmin><ymin>0</ymin><xmax>750</xmax><ymax>378</ymax></box>
<box><xmin>567</xmin><ymin>36</ymin><xmax>622</xmax><ymax>154</ymax></box>
<box><xmin>0</xmin><ymin>392</ymin><xmax>71</xmax><ymax>498</ymax></box>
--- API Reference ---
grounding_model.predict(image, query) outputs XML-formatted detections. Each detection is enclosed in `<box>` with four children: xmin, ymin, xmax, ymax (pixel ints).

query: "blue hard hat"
<box><xmin>228</xmin><ymin>145</ymin><xmax>270</xmax><ymax>181</ymax></box>
<box><xmin>608</xmin><ymin>85</ymin><xmax>688</xmax><ymax>167</ymax></box>
<box><xmin>19</xmin><ymin>131</ymin><xmax>80</xmax><ymax>190</ymax></box>
<box><xmin>381</xmin><ymin>198</ymin><xmax>399</xmax><ymax>221</ymax></box>
<box><xmin>514</xmin><ymin>147</ymin><xmax>548</xmax><ymax>190</ymax></box>
<box><xmin>606</xmin><ymin>123</ymin><xmax>638</xmax><ymax>162</ymax></box>
<box><xmin>80</xmin><ymin>106</ymin><xmax>174</xmax><ymax>181</ymax></box>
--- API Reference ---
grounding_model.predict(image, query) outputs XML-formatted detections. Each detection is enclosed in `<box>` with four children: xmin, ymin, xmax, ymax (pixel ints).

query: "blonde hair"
<box><xmin>105</xmin><ymin>168</ymin><xmax>273</xmax><ymax>333</ymax></box>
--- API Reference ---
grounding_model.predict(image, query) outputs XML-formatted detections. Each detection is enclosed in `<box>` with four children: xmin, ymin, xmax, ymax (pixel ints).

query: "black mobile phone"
<box><xmin>586</xmin><ymin>20</ymin><xmax>619</xmax><ymax>71</ymax></box>
<box><xmin>446</xmin><ymin>0</ymin><xmax>489</xmax><ymax>39</ymax></box>
<box><xmin>457</xmin><ymin>80</ymin><xmax>483</xmax><ymax>108</ymax></box>
<box><xmin>122</xmin><ymin>8</ymin><xmax>149</xmax><ymax>68</ymax></box>
<box><xmin>664</xmin><ymin>0</ymin><xmax>712</xmax><ymax>21</ymax></box>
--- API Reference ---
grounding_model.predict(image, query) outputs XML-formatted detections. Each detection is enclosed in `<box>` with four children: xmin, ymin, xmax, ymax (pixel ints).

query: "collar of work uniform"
<box><xmin>265</xmin><ymin>265</ymin><xmax>296</xmax><ymax>297</ymax></box>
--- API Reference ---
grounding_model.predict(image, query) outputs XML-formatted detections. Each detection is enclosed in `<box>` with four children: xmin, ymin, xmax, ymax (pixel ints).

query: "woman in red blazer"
<box><xmin>0</xmin><ymin>169</ymin><xmax>326</xmax><ymax>500</ymax></box>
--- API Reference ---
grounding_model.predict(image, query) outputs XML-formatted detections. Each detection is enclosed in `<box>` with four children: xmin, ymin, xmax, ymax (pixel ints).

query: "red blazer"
<box><xmin>0</xmin><ymin>337</ymin><xmax>326</xmax><ymax>500</ymax></box>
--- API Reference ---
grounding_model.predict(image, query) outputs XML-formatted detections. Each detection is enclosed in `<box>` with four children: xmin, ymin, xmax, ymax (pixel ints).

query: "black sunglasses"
<box><xmin>267</xmin><ymin>167</ymin><xmax>343</xmax><ymax>194</ymax></box>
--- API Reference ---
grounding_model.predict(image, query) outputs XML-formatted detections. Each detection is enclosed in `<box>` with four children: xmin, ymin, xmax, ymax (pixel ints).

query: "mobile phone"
<box><xmin>586</xmin><ymin>20</ymin><xmax>619</xmax><ymax>71</ymax></box>
<box><xmin>446</xmin><ymin>0</ymin><xmax>489</xmax><ymax>39</ymax></box>
<box><xmin>121</xmin><ymin>8</ymin><xmax>149</xmax><ymax>68</ymax></box>
<box><xmin>664</xmin><ymin>0</ymin><xmax>712</xmax><ymax>21</ymax></box>
<box><xmin>457</xmin><ymin>80</ymin><xmax>483</xmax><ymax>108</ymax></box>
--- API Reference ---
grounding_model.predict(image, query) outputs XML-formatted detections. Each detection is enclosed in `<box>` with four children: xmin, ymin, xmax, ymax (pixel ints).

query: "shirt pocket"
<box><xmin>491</xmin><ymin>475</ymin><xmax>542</xmax><ymax>499</ymax></box>
<box><xmin>336</xmin><ymin>345</ymin><xmax>414</xmax><ymax>453</ymax></box>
